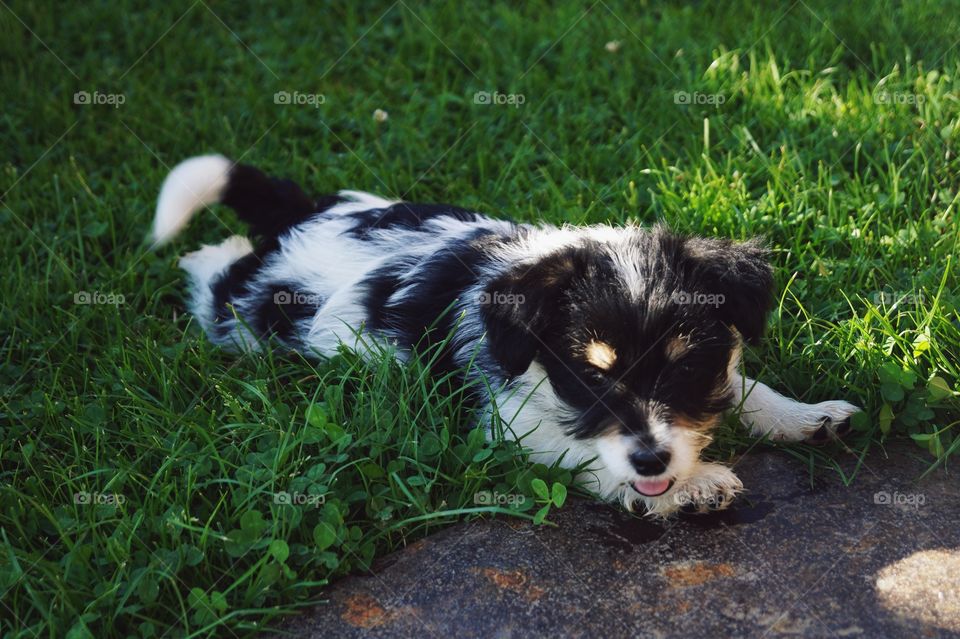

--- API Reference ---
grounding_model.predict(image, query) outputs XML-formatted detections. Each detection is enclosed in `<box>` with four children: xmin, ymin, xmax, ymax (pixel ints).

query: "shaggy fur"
<box><xmin>153</xmin><ymin>155</ymin><xmax>861</xmax><ymax>517</ymax></box>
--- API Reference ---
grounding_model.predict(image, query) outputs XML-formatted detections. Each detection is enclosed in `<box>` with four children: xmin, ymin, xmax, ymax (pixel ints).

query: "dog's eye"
<box><xmin>675</xmin><ymin>359</ymin><xmax>699</xmax><ymax>374</ymax></box>
<box><xmin>586</xmin><ymin>367</ymin><xmax>610</xmax><ymax>382</ymax></box>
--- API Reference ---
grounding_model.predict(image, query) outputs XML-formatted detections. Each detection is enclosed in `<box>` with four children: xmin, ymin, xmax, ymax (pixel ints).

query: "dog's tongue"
<box><xmin>632</xmin><ymin>479</ymin><xmax>671</xmax><ymax>496</ymax></box>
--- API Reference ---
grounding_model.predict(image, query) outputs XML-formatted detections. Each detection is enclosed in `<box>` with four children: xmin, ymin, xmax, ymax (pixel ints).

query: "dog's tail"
<box><xmin>151</xmin><ymin>154</ymin><xmax>315</xmax><ymax>245</ymax></box>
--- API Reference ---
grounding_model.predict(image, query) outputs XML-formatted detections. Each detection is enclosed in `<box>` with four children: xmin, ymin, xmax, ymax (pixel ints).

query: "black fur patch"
<box><xmin>210</xmin><ymin>249</ymin><xmax>323</xmax><ymax>345</ymax></box>
<box><xmin>222</xmin><ymin>164</ymin><xmax>336</xmax><ymax>237</ymax></box>
<box><xmin>209</xmin><ymin>238</ymin><xmax>283</xmax><ymax>338</ymax></box>
<box><xmin>314</xmin><ymin>193</ymin><xmax>345</xmax><ymax>214</ymax></box>
<box><xmin>677</xmin><ymin>235</ymin><xmax>774</xmax><ymax>343</ymax></box>
<box><xmin>253</xmin><ymin>282</ymin><xmax>324</xmax><ymax>344</ymax></box>
<box><xmin>347</xmin><ymin>202</ymin><xmax>481</xmax><ymax>239</ymax></box>
<box><xmin>361</xmin><ymin>230</ymin><xmax>504</xmax><ymax>377</ymax></box>
<box><xmin>360</xmin><ymin>262</ymin><xmax>410</xmax><ymax>329</ymax></box>
<box><xmin>481</xmin><ymin>241</ymin><xmax>617</xmax><ymax>378</ymax></box>
<box><xmin>210</xmin><ymin>240</ymin><xmax>278</xmax><ymax>334</ymax></box>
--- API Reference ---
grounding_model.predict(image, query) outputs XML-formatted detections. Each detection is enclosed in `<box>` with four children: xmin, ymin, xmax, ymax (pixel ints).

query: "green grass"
<box><xmin>2</xmin><ymin>0</ymin><xmax>959</xmax><ymax>636</ymax></box>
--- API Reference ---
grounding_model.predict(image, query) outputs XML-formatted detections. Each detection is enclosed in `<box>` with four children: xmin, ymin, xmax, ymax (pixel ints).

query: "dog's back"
<box><xmin>153</xmin><ymin>155</ymin><xmax>520</xmax><ymax>361</ymax></box>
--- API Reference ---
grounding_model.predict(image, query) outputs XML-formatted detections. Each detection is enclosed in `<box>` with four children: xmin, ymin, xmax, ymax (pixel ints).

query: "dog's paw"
<box><xmin>630</xmin><ymin>463</ymin><xmax>743</xmax><ymax>518</ymax></box>
<box><xmin>672</xmin><ymin>463</ymin><xmax>744</xmax><ymax>514</ymax></box>
<box><xmin>803</xmin><ymin>400</ymin><xmax>861</xmax><ymax>444</ymax></box>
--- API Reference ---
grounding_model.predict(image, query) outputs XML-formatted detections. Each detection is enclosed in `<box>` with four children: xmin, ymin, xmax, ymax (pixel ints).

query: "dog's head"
<box><xmin>481</xmin><ymin>226</ymin><xmax>774</xmax><ymax>499</ymax></box>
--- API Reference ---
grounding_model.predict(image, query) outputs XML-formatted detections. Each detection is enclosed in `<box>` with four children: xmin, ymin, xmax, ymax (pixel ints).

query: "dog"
<box><xmin>152</xmin><ymin>154</ymin><xmax>861</xmax><ymax>517</ymax></box>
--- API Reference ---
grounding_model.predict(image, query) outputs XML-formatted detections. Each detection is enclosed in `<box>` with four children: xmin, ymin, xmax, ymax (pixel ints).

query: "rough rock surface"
<box><xmin>283</xmin><ymin>441</ymin><xmax>959</xmax><ymax>638</ymax></box>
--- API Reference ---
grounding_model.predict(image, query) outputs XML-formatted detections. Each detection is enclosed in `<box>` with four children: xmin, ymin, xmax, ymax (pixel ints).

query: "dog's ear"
<box><xmin>480</xmin><ymin>247</ymin><xmax>595</xmax><ymax>376</ymax></box>
<box><xmin>680</xmin><ymin>236</ymin><xmax>775</xmax><ymax>344</ymax></box>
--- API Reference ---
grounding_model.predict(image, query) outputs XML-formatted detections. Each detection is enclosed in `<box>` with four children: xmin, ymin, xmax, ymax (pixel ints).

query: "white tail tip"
<box><xmin>151</xmin><ymin>154</ymin><xmax>233</xmax><ymax>246</ymax></box>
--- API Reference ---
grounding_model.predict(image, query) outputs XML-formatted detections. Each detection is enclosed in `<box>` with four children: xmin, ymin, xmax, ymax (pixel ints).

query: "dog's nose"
<box><xmin>629</xmin><ymin>449</ymin><xmax>671</xmax><ymax>476</ymax></box>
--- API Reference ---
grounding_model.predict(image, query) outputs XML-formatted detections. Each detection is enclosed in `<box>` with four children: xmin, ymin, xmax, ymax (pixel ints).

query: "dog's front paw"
<box><xmin>628</xmin><ymin>463</ymin><xmax>743</xmax><ymax>518</ymax></box>
<box><xmin>672</xmin><ymin>463</ymin><xmax>744</xmax><ymax>514</ymax></box>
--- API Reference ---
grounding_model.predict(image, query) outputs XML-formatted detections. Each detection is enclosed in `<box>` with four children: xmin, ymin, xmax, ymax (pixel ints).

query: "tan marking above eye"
<box><xmin>585</xmin><ymin>340</ymin><xmax>617</xmax><ymax>370</ymax></box>
<box><xmin>672</xmin><ymin>413</ymin><xmax>722</xmax><ymax>432</ymax></box>
<box><xmin>665</xmin><ymin>335</ymin><xmax>690</xmax><ymax>361</ymax></box>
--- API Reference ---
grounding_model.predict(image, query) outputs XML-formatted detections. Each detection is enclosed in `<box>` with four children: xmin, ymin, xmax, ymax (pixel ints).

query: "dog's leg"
<box><xmin>179</xmin><ymin>235</ymin><xmax>255</xmax><ymax>345</ymax></box>
<box><xmin>730</xmin><ymin>372</ymin><xmax>860</xmax><ymax>442</ymax></box>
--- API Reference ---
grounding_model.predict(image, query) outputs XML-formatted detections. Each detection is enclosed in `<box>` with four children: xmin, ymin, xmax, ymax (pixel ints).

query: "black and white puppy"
<box><xmin>153</xmin><ymin>155</ymin><xmax>861</xmax><ymax>517</ymax></box>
